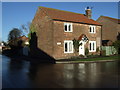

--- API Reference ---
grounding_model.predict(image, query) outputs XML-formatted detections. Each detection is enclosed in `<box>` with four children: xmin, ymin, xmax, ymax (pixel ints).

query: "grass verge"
<box><xmin>74</xmin><ymin>55</ymin><xmax>120</xmax><ymax>61</ymax></box>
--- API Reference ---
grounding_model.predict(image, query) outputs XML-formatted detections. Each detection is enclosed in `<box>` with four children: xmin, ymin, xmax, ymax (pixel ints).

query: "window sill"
<box><xmin>89</xmin><ymin>50</ymin><xmax>96</xmax><ymax>52</ymax></box>
<box><xmin>64</xmin><ymin>52</ymin><xmax>73</xmax><ymax>53</ymax></box>
<box><xmin>64</xmin><ymin>31</ymin><xmax>73</xmax><ymax>32</ymax></box>
<box><xmin>89</xmin><ymin>32</ymin><xmax>96</xmax><ymax>34</ymax></box>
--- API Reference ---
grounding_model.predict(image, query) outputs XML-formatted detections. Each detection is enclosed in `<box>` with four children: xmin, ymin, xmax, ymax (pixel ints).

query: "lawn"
<box><xmin>74</xmin><ymin>55</ymin><xmax>120</xmax><ymax>61</ymax></box>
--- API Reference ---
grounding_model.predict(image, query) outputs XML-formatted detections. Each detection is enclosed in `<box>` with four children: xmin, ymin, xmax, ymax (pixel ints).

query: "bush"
<box><xmin>100</xmin><ymin>50</ymin><xmax>106</xmax><ymax>56</ymax></box>
<box><xmin>96</xmin><ymin>47</ymin><xmax>99</xmax><ymax>53</ymax></box>
<box><xmin>79</xmin><ymin>55</ymin><xmax>85</xmax><ymax>58</ymax></box>
<box><xmin>113</xmin><ymin>40</ymin><xmax>120</xmax><ymax>54</ymax></box>
<box><xmin>85</xmin><ymin>48</ymin><xmax>89</xmax><ymax>56</ymax></box>
<box><xmin>72</xmin><ymin>38</ymin><xmax>81</xmax><ymax>53</ymax></box>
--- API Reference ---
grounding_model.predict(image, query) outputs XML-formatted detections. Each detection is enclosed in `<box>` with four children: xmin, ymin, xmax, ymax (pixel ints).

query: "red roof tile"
<box><xmin>78</xmin><ymin>34</ymin><xmax>85</xmax><ymax>40</ymax></box>
<box><xmin>40</xmin><ymin>7</ymin><xmax>101</xmax><ymax>25</ymax></box>
<box><xmin>19</xmin><ymin>36</ymin><xmax>29</xmax><ymax>41</ymax></box>
<box><xmin>101</xmin><ymin>16</ymin><xmax>120</xmax><ymax>24</ymax></box>
<box><xmin>78</xmin><ymin>34</ymin><xmax>89</xmax><ymax>42</ymax></box>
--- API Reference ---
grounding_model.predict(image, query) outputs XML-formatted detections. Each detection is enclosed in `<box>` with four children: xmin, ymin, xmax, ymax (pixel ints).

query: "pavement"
<box><xmin>56</xmin><ymin>60</ymin><xmax>116</xmax><ymax>64</ymax></box>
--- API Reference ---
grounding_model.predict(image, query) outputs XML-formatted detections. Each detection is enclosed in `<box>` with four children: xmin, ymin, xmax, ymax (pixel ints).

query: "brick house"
<box><xmin>97</xmin><ymin>16</ymin><xmax>120</xmax><ymax>45</ymax></box>
<box><xmin>0</xmin><ymin>42</ymin><xmax>5</xmax><ymax>52</ymax></box>
<box><xmin>31</xmin><ymin>7</ymin><xmax>102</xmax><ymax>59</ymax></box>
<box><xmin>18</xmin><ymin>35</ymin><xmax>29</xmax><ymax>45</ymax></box>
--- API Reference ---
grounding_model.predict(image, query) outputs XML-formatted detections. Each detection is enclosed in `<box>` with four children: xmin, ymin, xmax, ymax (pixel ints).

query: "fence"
<box><xmin>101</xmin><ymin>46</ymin><xmax>117</xmax><ymax>56</ymax></box>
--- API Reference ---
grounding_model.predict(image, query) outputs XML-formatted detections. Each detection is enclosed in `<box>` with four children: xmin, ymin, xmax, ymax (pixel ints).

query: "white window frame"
<box><xmin>64</xmin><ymin>23</ymin><xmax>73</xmax><ymax>32</ymax></box>
<box><xmin>89</xmin><ymin>25</ymin><xmax>96</xmax><ymax>33</ymax></box>
<box><xmin>89</xmin><ymin>41</ymin><xmax>96</xmax><ymax>52</ymax></box>
<box><xmin>64</xmin><ymin>40</ymin><xmax>73</xmax><ymax>53</ymax></box>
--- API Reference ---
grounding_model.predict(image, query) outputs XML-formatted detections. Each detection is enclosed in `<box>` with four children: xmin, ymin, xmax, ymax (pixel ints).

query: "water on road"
<box><xmin>1</xmin><ymin>55</ymin><xmax>120</xmax><ymax>88</ymax></box>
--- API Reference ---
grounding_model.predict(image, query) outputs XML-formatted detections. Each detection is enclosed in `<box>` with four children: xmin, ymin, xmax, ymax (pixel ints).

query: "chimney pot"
<box><xmin>85</xmin><ymin>7</ymin><xmax>92</xmax><ymax>19</ymax></box>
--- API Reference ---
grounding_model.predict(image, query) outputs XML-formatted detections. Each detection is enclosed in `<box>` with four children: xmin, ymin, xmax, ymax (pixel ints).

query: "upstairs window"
<box><xmin>89</xmin><ymin>25</ymin><xmax>96</xmax><ymax>33</ymax></box>
<box><xmin>65</xmin><ymin>24</ymin><xmax>67</xmax><ymax>31</ymax></box>
<box><xmin>64</xmin><ymin>23</ymin><xmax>73</xmax><ymax>32</ymax></box>
<box><xmin>90</xmin><ymin>27</ymin><xmax>92</xmax><ymax>32</ymax></box>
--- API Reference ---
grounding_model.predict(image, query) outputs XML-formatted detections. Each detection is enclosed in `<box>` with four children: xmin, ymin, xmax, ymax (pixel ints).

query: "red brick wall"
<box><xmin>32</xmin><ymin>8</ymin><xmax>101</xmax><ymax>59</ymax></box>
<box><xmin>53</xmin><ymin>21</ymin><xmax>101</xmax><ymax>59</ymax></box>
<box><xmin>31</xmin><ymin>8</ymin><xmax>54</xmax><ymax>57</ymax></box>
<box><xmin>97</xmin><ymin>17</ymin><xmax>120</xmax><ymax>42</ymax></box>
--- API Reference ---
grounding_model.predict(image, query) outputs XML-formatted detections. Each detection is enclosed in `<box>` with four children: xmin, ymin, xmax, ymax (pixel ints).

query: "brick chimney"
<box><xmin>85</xmin><ymin>6</ymin><xmax>92</xmax><ymax>19</ymax></box>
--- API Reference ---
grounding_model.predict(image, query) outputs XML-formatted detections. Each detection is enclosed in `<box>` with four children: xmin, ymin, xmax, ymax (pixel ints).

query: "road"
<box><xmin>1</xmin><ymin>55</ymin><xmax>120</xmax><ymax>88</ymax></box>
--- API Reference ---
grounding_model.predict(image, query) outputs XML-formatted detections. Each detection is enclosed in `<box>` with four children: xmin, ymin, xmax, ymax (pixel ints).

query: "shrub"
<box><xmin>73</xmin><ymin>38</ymin><xmax>81</xmax><ymax>53</ymax></box>
<box><xmin>79</xmin><ymin>55</ymin><xmax>85</xmax><ymax>58</ymax></box>
<box><xmin>85</xmin><ymin>48</ymin><xmax>89</xmax><ymax>56</ymax></box>
<box><xmin>113</xmin><ymin>40</ymin><xmax>120</xmax><ymax>54</ymax></box>
<box><xmin>96</xmin><ymin>47</ymin><xmax>99</xmax><ymax>53</ymax></box>
<box><xmin>100</xmin><ymin>50</ymin><xmax>106</xmax><ymax>56</ymax></box>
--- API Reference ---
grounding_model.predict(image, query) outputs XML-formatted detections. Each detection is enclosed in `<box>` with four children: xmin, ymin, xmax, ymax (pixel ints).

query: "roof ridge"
<box><xmin>39</xmin><ymin>6</ymin><xmax>84</xmax><ymax>16</ymax></box>
<box><xmin>101</xmin><ymin>15</ymin><xmax>120</xmax><ymax>20</ymax></box>
<box><xmin>38</xmin><ymin>6</ymin><xmax>101</xmax><ymax>25</ymax></box>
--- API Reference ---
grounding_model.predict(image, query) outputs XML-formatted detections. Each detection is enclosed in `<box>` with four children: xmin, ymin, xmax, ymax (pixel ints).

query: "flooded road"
<box><xmin>1</xmin><ymin>55</ymin><xmax>120</xmax><ymax>88</ymax></box>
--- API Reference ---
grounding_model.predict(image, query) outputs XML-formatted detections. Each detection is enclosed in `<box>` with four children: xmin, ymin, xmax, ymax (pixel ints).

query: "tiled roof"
<box><xmin>19</xmin><ymin>36</ymin><xmax>29</xmax><ymax>41</ymax></box>
<box><xmin>40</xmin><ymin>7</ymin><xmax>101</xmax><ymax>26</ymax></box>
<box><xmin>78</xmin><ymin>34</ymin><xmax>85</xmax><ymax>40</ymax></box>
<box><xmin>101</xmin><ymin>16</ymin><xmax>120</xmax><ymax>24</ymax></box>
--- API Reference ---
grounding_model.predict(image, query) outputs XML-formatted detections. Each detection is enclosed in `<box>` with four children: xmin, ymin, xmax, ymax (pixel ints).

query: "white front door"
<box><xmin>79</xmin><ymin>41</ymin><xmax>85</xmax><ymax>55</ymax></box>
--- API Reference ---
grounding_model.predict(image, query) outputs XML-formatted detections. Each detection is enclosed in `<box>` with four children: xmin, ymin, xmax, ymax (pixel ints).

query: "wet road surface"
<box><xmin>1</xmin><ymin>55</ymin><xmax>120</xmax><ymax>88</ymax></box>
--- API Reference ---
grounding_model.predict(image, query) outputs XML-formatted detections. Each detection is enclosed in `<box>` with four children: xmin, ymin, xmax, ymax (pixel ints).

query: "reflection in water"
<box><xmin>28</xmin><ymin>62</ymin><xmax>39</xmax><ymax>80</ymax></box>
<box><xmin>78</xmin><ymin>64</ymin><xmax>86</xmax><ymax>83</ymax></box>
<box><xmin>8</xmin><ymin>59</ymin><xmax>23</xmax><ymax>70</ymax></box>
<box><xmin>79</xmin><ymin>63</ymin><xmax>85</xmax><ymax>69</ymax></box>
<box><xmin>2</xmin><ymin>55</ymin><xmax>32</xmax><ymax>88</ymax></box>
<box><xmin>2</xmin><ymin>55</ymin><xmax>119</xmax><ymax>88</ymax></box>
<box><xmin>64</xmin><ymin>64</ymin><xmax>74</xmax><ymax>70</ymax></box>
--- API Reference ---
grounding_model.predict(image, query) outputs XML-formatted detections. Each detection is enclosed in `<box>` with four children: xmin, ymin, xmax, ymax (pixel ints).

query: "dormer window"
<box><xmin>89</xmin><ymin>25</ymin><xmax>96</xmax><ymax>33</ymax></box>
<box><xmin>64</xmin><ymin>23</ymin><xmax>73</xmax><ymax>32</ymax></box>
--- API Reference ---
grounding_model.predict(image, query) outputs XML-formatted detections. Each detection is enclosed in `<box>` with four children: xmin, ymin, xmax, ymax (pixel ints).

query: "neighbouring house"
<box><xmin>0</xmin><ymin>42</ymin><xmax>5</xmax><ymax>53</ymax></box>
<box><xmin>102</xmin><ymin>40</ymin><xmax>113</xmax><ymax>46</ymax></box>
<box><xmin>18</xmin><ymin>35</ymin><xmax>29</xmax><ymax>45</ymax></box>
<box><xmin>0</xmin><ymin>43</ymin><xmax>3</xmax><ymax>52</ymax></box>
<box><xmin>8</xmin><ymin>35</ymin><xmax>29</xmax><ymax>47</ymax></box>
<box><xmin>31</xmin><ymin>6</ymin><xmax>102</xmax><ymax>59</ymax></box>
<box><xmin>9</xmin><ymin>35</ymin><xmax>29</xmax><ymax>56</ymax></box>
<box><xmin>97</xmin><ymin>16</ymin><xmax>120</xmax><ymax>45</ymax></box>
<box><xmin>18</xmin><ymin>36</ymin><xmax>29</xmax><ymax>56</ymax></box>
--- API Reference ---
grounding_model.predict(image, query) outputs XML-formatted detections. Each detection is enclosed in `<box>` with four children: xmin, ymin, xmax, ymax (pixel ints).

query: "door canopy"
<box><xmin>78</xmin><ymin>34</ymin><xmax>89</xmax><ymax>44</ymax></box>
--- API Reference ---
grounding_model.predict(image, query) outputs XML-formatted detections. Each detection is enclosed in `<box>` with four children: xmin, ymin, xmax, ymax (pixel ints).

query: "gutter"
<box><xmin>53</xmin><ymin>19</ymin><xmax>102</xmax><ymax>26</ymax></box>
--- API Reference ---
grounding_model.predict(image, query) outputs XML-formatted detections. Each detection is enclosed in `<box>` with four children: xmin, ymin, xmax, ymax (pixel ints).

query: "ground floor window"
<box><xmin>89</xmin><ymin>41</ymin><xmax>96</xmax><ymax>52</ymax></box>
<box><xmin>64</xmin><ymin>40</ymin><xmax>73</xmax><ymax>53</ymax></box>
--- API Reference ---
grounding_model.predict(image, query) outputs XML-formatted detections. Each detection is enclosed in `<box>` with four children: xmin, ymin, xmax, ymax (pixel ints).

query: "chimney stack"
<box><xmin>85</xmin><ymin>6</ymin><xmax>92</xmax><ymax>19</ymax></box>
